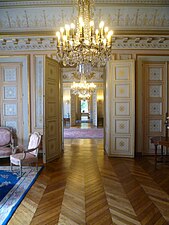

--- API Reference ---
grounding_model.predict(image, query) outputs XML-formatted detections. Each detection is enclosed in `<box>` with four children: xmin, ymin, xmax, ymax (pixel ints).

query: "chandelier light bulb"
<box><xmin>56</xmin><ymin>31</ymin><xmax>60</xmax><ymax>37</ymax></box>
<box><xmin>95</xmin><ymin>29</ymin><xmax>99</xmax><ymax>34</ymax></box>
<box><xmin>104</xmin><ymin>27</ymin><xmax>108</xmax><ymax>32</ymax></box>
<box><xmin>71</xmin><ymin>23</ymin><xmax>75</xmax><ymax>29</ymax></box>
<box><xmin>103</xmin><ymin>39</ymin><xmax>106</xmax><ymax>46</ymax></box>
<box><xmin>60</xmin><ymin>27</ymin><xmax>64</xmax><ymax>33</ymax></box>
<box><xmin>65</xmin><ymin>24</ymin><xmax>70</xmax><ymax>30</ymax></box>
<box><xmin>109</xmin><ymin>30</ymin><xmax>113</xmax><ymax>36</ymax></box>
<box><xmin>99</xmin><ymin>21</ymin><xmax>104</xmax><ymax>29</ymax></box>
<box><xmin>79</xmin><ymin>17</ymin><xmax>83</xmax><ymax>23</ymax></box>
<box><xmin>90</xmin><ymin>21</ymin><xmax>94</xmax><ymax>27</ymax></box>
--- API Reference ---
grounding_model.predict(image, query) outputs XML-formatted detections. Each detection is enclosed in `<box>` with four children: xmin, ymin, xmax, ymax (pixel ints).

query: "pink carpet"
<box><xmin>64</xmin><ymin>128</ymin><xmax>104</xmax><ymax>139</ymax></box>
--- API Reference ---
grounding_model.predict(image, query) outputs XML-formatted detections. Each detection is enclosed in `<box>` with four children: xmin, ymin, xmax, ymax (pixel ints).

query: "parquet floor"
<box><xmin>6</xmin><ymin>139</ymin><xmax>169</xmax><ymax>225</ymax></box>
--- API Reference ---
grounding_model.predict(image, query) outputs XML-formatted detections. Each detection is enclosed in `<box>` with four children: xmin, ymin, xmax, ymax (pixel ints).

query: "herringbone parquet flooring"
<box><xmin>5</xmin><ymin>139</ymin><xmax>169</xmax><ymax>225</ymax></box>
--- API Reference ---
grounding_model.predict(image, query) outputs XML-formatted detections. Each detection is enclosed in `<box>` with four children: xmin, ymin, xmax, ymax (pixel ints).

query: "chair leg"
<box><xmin>36</xmin><ymin>163</ymin><xmax>38</xmax><ymax>172</ymax></box>
<box><xmin>10</xmin><ymin>162</ymin><xmax>13</xmax><ymax>171</ymax></box>
<box><xmin>20</xmin><ymin>164</ymin><xmax>22</xmax><ymax>176</ymax></box>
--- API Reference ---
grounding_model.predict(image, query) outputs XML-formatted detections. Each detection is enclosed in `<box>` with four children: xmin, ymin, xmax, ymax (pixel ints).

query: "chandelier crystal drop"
<box><xmin>55</xmin><ymin>0</ymin><xmax>113</xmax><ymax>67</ymax></box>
<box><xmin>73</xmin><ymin>63</ymin><xmax>95</xmax><ymax>80</ymax></box>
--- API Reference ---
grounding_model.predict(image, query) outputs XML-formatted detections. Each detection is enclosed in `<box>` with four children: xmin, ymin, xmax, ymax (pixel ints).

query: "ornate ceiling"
<box><xmin>0</xmin><ymin>0</ymin><xmax>169</xmax><ymax>34</ymax></box>
<box><xmin>0</xmin><ymin>0</ymin><xmax>169</xmax><ymax>51</ymax></box>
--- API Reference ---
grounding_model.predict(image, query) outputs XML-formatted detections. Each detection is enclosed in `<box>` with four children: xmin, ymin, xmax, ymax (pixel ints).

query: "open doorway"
<box><xmin>63</xmin><ymin>82</ymin><xmax>104</xmax><ymax>140</ymax></box>
<box><xmin>81</xmin><ymin>99</ymin><xmax>90</xmax><ymax>122</ymax></box>
<box><xmin>63</xmin><ymin>89</ymin><xmax>71</xmax><ymax>128</ymax></box>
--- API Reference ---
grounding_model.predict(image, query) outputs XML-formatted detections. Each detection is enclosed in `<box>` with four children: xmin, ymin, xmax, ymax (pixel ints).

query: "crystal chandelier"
<box><xmin>71</xmin><ymin>74</ymin><xmax>96</xmax><ymax>96</ymax></box>
<box><xmin>55</xmin><ymin>0</ymin><xmax>113</xmax><ymax>67</ymax></box>
<box><xmin>79</xmin><ymin>93</ymin><xmax>91</xmax><ymax>99</ymax></box>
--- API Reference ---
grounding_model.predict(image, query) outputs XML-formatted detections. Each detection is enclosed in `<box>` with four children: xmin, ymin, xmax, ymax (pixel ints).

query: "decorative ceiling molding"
<box><xmin>0</xmin><ymin>0</ymin><xmax>169</xmax><ymax>7</ymax></box>
<box><xmin>0</xmin><ymin>36</ymin><xmax>169</xmax><ymax>51</ymax></box>
<box><xmin>0</xmin><ymin>1</ymin><xmax>72</xmax><ymax>7</ymax></box>
<box><xmin>96</xmin><ymin>0</ymin><xmax>169</xmax><ymax>4</ymax></box>
<box><xmin>0</xmin><ymin>6</ymin><xmax>169</xmax><ymax>33</ymax></box>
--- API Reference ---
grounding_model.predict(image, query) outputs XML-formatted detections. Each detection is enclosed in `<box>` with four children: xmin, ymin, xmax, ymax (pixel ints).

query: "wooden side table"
<box><xmin>151</xmin><ymin>136</ymin><xmax>169</xmax><ymax>167</ymax></box>
<box><xmin>64</xmin><ymin>118</ymin><xmax>70</xmax><ymax>127</ymax></box>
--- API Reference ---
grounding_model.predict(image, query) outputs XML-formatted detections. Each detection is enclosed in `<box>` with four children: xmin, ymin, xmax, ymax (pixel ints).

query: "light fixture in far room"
<box><xmin>55</xmin><ymin>0</ymin><xmax>114</xmax><ymax>67</ymax></box>
<box><xmin>71</xmin><ymin>63</ymin><xmax>96</xmax><ymax>98</ymax></box>
<box><xmin>71</xmin><ymin>74</ymin><xmax>96</xmax><ymax>97</ymax></box>
<box><xmin>78</xmin><ymin>93</ymin><xmax>91</xmax><ymax>100</ymax></box>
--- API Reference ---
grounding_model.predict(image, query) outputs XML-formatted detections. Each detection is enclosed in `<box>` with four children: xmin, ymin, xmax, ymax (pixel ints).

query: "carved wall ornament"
<box><xmin>72</xmin><ymin>72</ymin><xmax>95</xmax><ymax>80</ymax></box>
<box><xmin>62</xmin><ymin>67</ymin><xmax>104</xmax><ymax>83</ymax></box>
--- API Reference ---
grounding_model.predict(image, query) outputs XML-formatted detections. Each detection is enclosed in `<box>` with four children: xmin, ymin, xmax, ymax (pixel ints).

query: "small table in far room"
<box><xmin>64</xmin><ymin>118</ymin><xmax>70</xmax><ymax>127</ymax></box>
<box><xmin>151</xmin><ymin>136</ymin><xmax>169</xmax><ymax>167</ymax></box>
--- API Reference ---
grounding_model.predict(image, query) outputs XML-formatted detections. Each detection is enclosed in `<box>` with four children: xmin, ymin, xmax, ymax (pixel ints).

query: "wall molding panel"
<box><xmin>34</xmin><ymin>55</ymin><xmax>44</xmax><ymax>129</ymax></box>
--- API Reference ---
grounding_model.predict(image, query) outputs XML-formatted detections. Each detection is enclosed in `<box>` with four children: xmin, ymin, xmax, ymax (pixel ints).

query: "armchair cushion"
<box><xmin>0</xmin><ymin>127</ymin><xmax>14</xmax><ymax>158</ymax></box>
<box><xmin>10</xmin><ymin>152</ymin><xmax>37</xmax><ymax>165</ymax></box>
<box><xmin>0</xmin><ymin>147</ymin><xmax>13</xmax><ymax>158</ymax></box>
<box><xmin>0</xmin><ymin>128</ymin><xmax>12</xmax><ymax>147</ymax></box>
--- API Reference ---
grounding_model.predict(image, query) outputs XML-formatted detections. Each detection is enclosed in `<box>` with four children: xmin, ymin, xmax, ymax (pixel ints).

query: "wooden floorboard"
<box><xmin>2</xmin><ymin>139</ymin><xmax>169</xmax><ymax>225</ymax></box>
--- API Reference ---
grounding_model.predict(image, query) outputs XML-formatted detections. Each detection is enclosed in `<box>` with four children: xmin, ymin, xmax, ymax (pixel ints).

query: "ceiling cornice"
<box><xmin>1</xmin><ymin>30</ymin><xmax>169</xmax><ymax>36</ymax></box>
<box><xmin>0</xmin><ymin>35</ymin><xmax>169</xmax><ymax>51</ymax></box>
<box><xmin>0</xmin><ymin>0</ymin><xmax>169</xmax><ymax>8</ymax></box>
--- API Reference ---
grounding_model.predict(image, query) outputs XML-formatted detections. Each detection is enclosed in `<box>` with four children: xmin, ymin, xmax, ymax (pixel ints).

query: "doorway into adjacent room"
<box><xmin>63</xmin><ymin>82</ymin><xmax>104</xmax><ymax>140</ymax></box>
<box><xmin>81</xmin><ymin>99</ymin><xmax>90</xmax><ymax>122</ymax></box>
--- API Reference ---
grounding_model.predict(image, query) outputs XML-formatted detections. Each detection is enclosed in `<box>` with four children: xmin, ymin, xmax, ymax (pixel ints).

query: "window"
<box><xmin>81</xmin><ymin>100</ymin><xmax>88</xmax><ymax>113</ymax></box>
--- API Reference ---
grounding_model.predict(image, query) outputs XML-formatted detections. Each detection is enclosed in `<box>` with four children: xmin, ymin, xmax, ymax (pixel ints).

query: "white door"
<box><xmin>142</xmin><ymin>62</ymin><xmax>167</xmax><ymax>155</ymax></box>
<box><xmin>43</xmin><ymin>57</ymin><xmax>62</xmax><ymax>162</ymax></box>
<box><xmin>105</xmin><ymin>60</ymin><xmax>135</xmax><ymax>157</ymax></box>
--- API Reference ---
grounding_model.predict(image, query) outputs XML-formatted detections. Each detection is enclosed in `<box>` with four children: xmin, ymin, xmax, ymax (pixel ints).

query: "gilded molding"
<box><xmin>0</xmin><ymin>36</ymin><xmax>169</xmax><ymax>51</ymax></box>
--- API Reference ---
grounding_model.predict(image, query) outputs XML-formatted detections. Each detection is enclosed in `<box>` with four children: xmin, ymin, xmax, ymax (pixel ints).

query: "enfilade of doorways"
<box><xmin>63</xmin><ymin>85</ymin><xmax>104</xmax><ymax>140</ymax></box>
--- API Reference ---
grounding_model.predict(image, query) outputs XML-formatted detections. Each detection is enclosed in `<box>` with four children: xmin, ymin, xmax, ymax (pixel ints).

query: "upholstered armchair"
<box><xmin>10</xmin><ymin>132</ymin><xmax>41</xmax><ymax>176</ymax></box>
<box><xmin>0</xmin><ymin>127</ymin><xmax>14</xmax><ymax>158</ymax></box>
